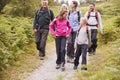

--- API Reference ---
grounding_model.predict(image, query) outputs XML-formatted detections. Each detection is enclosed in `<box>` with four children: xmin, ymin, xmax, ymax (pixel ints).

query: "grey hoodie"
<box><xmin>74</xmin><ymin>25</ymin><xmax>91</xmax><ymax>47</ymax></box>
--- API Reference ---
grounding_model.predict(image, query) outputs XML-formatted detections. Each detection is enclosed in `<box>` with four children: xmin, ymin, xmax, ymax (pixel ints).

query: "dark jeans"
<box><xmin>74</xmin><ymin>44</ymin><xmax>88</xmax><ymax>66</ymax></box>
<box><xmin>88</xmin><ymin>29</ymin><xmax>98</xmax><ymax>53</ymax></box>
<box><xmin>67</xmin><ymin>31</ymin><xmax>77</xmax><ymax>58</ymax></box>
<box><xmin>35</xmin><ymin>29</ymin><xmax>49</xmax><ymax>57</ymax></box>
<box><xmin>55</xmin><ymin>36</ymin><xmax>66</xmax><ymax>65</ymax></box>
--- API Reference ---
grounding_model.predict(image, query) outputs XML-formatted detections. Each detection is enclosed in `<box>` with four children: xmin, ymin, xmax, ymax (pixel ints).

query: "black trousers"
<box><xmin>55</xmin><ymin>36</ymin><xmax>66</xmax><ymax>65</ymax></box>
<box><xmin>35</xmin><ymin>29</ymin><xmax>49</xmax><ymax>57</ymax></box>
<box><xmin>88</xmin><ymin>29</ymin><xmax>98</xmax><ymax>53</ymax></box>
<box><xmin>74</xmin><ymin>44</ymin><xmax>88</xmax><ymax>66</ymax></box>
<box><xmin>67</xmin><ymin>31</ymin><xmax>77</xmax><ymax>58</ymax></box>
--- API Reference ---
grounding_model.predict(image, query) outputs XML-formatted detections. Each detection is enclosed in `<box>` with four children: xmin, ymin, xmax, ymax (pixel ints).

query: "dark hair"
<box><xmin>90</xmin><ymin>3</ymin><xmax>95</xmax><ymax>6</ymax></box>
<box><xmin>72</xmin><ymin>1</ymin><xmax>78</xmax><ymax>8</ymax></box>
<box><xmin>58</xmin><ymin>10</ymin><xmax>67</xmax><ymax>20</ymax></box>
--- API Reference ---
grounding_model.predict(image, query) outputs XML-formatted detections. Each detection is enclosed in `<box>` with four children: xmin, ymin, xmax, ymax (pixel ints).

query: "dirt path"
<box><xmin>25</xmin><ymin>42</ymin><xmax>90</xmax><ymax>80</ymax></box>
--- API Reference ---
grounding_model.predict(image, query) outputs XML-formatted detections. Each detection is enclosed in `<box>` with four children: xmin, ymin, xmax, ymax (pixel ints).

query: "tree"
<box><xmin>3</xmin><ymin>0</ymin><xmax>40</xmax><ymax>17</ymax></box>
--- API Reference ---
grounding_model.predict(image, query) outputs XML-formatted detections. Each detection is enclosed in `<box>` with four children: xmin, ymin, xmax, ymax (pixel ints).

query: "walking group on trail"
<box><xmin>33</xmin><ymin>0</ymin><xmax>103</xmax><ymax>71</ymax></box>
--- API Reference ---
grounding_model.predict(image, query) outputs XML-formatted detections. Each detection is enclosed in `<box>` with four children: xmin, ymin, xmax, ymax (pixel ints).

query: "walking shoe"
<box><xmin>73</xmin><ymin>65</ymin><xmax>78</xmax><ymax>70</ymax></box>
<box><xmin>81</xmin><ymin>68</ymin><xmax>87</xmax><ymax>71</ymax></box>
<box><xmin>88</xmin><ymin>52</ymin><xmax>93</xmax><ymax>56</ymax></box>
<box><xmin>61</xmin><ymin>63</ymin><xmax>65</xmax><ymax>71</ymax></box>
<box><xmin>40</xmin><ymin>57</ymin><xmax>44</xmax><ymax>60</ymax></box>
<box><xmin>56</xmin><ymin>64</ymin><xmax>61</xmax><ymax>69</ymax></box>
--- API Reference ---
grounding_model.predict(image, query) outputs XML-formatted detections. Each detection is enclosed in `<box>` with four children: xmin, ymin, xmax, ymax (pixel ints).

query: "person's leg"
<box><xmin>81</xmin><ymin>44</ymin><xmax>88</xmax><ymax>70</ymax></box>
<box><xmin>39</xmin><ymin>29</ymin><xmax>49</xmax><ymax>57</ymax></box>
<box><xmin>88</xmin><ymin>29</ymin><xmax>94</xmax><ymax>55</ymax></box>
<box><xmin>55</xmin><ymin>36</ymin><xmax>62</xmax><ymax>66</ymax></box>
<box><xmin>92</xmin><ymin>29</ymin><xmax>98</xmax><ymax>54</ymax></box>
<box><xmin>71</xmin><ymin>32</ymin><xmax>77</xmax><ymax>58</ymax></box>
<box><xmin>35</xmin><ymin>30</ymin><xmax>42</xmax><ymax>57</ymax></box>
<box><xmin>67</xmin><ymin>33</ymin><xmax>72</xmax><ymax>57</ymax></box>
<box><xmin>74</xmin><ymin>44</ymin><xmax>82</xmax><ymax>69</ymax></box>
<box><xmin>61</xmin><ymin>37</ymin><xmax>66</xmax><ymax>65</ymax></box>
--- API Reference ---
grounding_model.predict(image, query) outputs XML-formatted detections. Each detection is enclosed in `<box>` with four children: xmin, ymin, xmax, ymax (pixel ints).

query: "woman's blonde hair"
<box><xmin>80</xmin><ymin>17</ymin><xmax>87</xmax><ymax>25</ymax></box>
<box><xmin>60</xmin><ymin>4</ymin><xmax>68</xmax><ymax>11</ymax></box>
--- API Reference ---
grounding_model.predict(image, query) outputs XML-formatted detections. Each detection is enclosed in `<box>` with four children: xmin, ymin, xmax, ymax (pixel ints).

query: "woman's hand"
<box><xmin>34</xmin><ymin>29</ymin><xmax>37</xmax><ymax>33</ymax></box>
<box><xmin>66</xmin><ymin>35</ymin><xmax>69</xmax><ymax>38</ymax></box>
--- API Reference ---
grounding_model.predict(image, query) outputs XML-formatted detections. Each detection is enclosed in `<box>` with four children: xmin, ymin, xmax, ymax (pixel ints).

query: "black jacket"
<box><xmin>33</xmin><ymin>8</ymin><xmax>54</xmax><ymax>30</ymax></box>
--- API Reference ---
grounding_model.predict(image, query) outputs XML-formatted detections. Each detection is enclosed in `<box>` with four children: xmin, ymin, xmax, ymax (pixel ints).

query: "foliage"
<box><xmin>0</xmin><ymin>15</ymin><xmax>34</xmax><ymax>70</ymax></box>
<box><xmin>3</xmin><ymin>0</ymin><xmax>40</xmax><ymax>17</ymax></box>
<box><xmin>0</xmin><ymin>0</ymin><xmax>10</xmax><ymax>12</ymax></box>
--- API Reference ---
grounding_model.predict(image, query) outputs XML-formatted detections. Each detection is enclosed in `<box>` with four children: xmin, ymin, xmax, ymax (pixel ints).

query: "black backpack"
<box><xmin>68</xmin><ymin>11</ymin><xmax>81</xmax><ymax>22</ymax></box>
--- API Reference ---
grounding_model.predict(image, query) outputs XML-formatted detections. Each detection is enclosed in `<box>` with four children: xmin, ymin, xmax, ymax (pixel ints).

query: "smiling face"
<box><xmin>41</xmin><ymin>0</ymin><xmax>48</xmax><ymax>8</ymax></box>
<box><xmin>89</xmin><ymin>3</ymin><xmax>95</xmax><ymax>11</ymax></box>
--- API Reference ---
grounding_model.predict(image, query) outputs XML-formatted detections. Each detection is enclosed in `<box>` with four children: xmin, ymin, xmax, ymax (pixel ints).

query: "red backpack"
<box><xmin>87</xmin><ymin>11</ymin><xmax>98</xmax><ymax>27</ymax></box>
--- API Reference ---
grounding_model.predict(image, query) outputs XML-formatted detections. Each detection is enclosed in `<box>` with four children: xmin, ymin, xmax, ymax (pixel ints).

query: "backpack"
<box><xmin>36</xmin><ymin>8</ymin><xmax>52</xmax><ymax>22</ymax></box>
<box><xmin>87</xmin><ymin>11</ymin><xmax>98</xmax><ymax>27</ymax></box>
<box><xmin>68</xmin><ymin>11</ymin><xmax>81</xmax><ymax>22</ymax></box>
<box><xmin>77</xmin><ymin>25</ymin><xmax>89</xmax><ymax>37</ymax></box>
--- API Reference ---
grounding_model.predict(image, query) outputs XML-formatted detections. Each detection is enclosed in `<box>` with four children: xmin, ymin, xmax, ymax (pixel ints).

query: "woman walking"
<box><xmin>49</xmin><ymin>10</ymin><xmax>72</xmax><ymax>71</ymax></box>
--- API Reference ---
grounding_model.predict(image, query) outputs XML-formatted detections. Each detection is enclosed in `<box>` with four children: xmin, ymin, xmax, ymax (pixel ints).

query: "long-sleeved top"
<box><xmin>33</xmin><ymin>8</ymin><xmax>54</xmax><ymax>30</ymax></box>
<box><xmin>68</xmin><ymin>11</ymin><xmax>82</xmax><ymax>32</ymax></box>
<box><xmin>75</xmin><ymin>25</ymin><xmax>91</xmax><ymax>47</ymax></box>
<box><xmin>49</xmin><ymin>18</ymin><xmax>72</xmax><ymax>36</ymax></box>
<box><xmin>84</xmin><ymin>11</ymin><xmax>103</xmax><ymax>32</ymax></box>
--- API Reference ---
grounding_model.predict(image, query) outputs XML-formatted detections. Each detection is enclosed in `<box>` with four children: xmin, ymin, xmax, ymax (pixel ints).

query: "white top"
<box><xmin>84</xmin><ymin>11</ymin><xmax>103</xmax><ymax>33</ymax></box>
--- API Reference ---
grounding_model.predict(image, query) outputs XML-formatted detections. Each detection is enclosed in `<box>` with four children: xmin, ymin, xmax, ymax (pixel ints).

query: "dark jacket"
<box><xmin>33</xmin><ymin>8</ymin><xmax>54</xmax><ymax>30</ymax></box>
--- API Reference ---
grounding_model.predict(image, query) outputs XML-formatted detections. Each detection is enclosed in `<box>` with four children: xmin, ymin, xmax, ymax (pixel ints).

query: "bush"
<box><xmin>0</xmin><ymin>15</ymin><xmax>34</xmax><ymax>70</ymax></box>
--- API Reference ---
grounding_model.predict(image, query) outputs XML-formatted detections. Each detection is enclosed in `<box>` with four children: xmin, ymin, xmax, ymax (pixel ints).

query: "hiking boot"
<box><xmin>73</xmin><ymin>65</ymin><xmax>78</xmax><ymax>70</ymax></box>
<box><xmin>56</xmin><ymin>64</ymin><xmax>61</xmax><ymax>69</ymax></box>
<box><xmin>40</xmin><ymin>57</ymin><xmax>44</xmax><ymax>60</ymax></box>
<box><xmin>61</xmin><ymin>63</ymin><xmax>65</xmax><ymax>71</ymax></box>
<box><xmin>88</xmin><ymin>52</ymin><xmax>93</xmax><ymax>56</ymax></box>
<box><xmin>81</xmin><ymin>68</ymin><xmax>87</xmax><ymax>71</ymax></box>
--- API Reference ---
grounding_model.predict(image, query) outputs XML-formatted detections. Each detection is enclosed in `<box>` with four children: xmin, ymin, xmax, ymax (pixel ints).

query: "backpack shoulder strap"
<box><xmin>68</xmin><ymin>11</ymin><xmax>71</xmax><ymax>20</ymax></box>
<box><xmin>77</xmin><ymin>11</ymin><xmax>81</xmax><ymax>22</ymax></box>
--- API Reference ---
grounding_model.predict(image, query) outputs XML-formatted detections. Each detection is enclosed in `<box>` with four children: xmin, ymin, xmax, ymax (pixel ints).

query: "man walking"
<box><xmin>85</xmin><ymin>3</ymin><xmax>103</xmax><ymax>55</ymax></box>
<box><xmin>67</xmin><ymin>0</ymin><xmax>82</xmax><ymax>63</ymax></box>
<box><xmin>33</xmin><ymin>0</ymin><xmax>54</xmax><ymax>60</ymax></box>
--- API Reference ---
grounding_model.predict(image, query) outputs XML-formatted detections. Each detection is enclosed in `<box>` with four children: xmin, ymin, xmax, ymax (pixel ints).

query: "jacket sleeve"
<box><xmin>66</xmin><ymin>21</ymin><xmax>72</xmax><ymax>36</ymax></box>
<box><xmin>97</xmin><ymin>12</ymin><xmax>103</xmax><ymax>33</ymax></box>
<box><xmin>33</xmin><ymin>10</ymin><xmax>38</xmax><ymax>29</ymax></box>
<box><xmin>49</xmin><ymin>19</ymin><xmax>56</xmax><ymax>36</ymax></box>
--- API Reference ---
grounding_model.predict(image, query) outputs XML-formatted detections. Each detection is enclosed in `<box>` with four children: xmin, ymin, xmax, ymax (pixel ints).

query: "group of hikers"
<box><xmin>33</xmin><ymin>0</ymin><xmax>103</xmax><ymax>71</ymax></box>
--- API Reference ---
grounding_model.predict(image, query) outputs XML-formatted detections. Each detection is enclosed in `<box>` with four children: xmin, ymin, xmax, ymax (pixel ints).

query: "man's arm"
<box><xmin>33</xmin><ymin>10</ymin><xmax>38</xmax><ymax>30</ymax></box>
<box><xmin>98</xmin><ymin>12</ymin><xmax>103</xmax><ymax>34</ymax></box>
<box><xmin>50</xmin><ymin>9</ymin><xmax>54</xmax><ymax>21</ymax></box>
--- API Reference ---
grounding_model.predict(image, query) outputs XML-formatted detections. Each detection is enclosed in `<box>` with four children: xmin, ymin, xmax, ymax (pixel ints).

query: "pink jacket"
<box><xmin>49</xmin><ymin>18</ymin><xmax>72</xmax><ymax>36</ymax></box>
